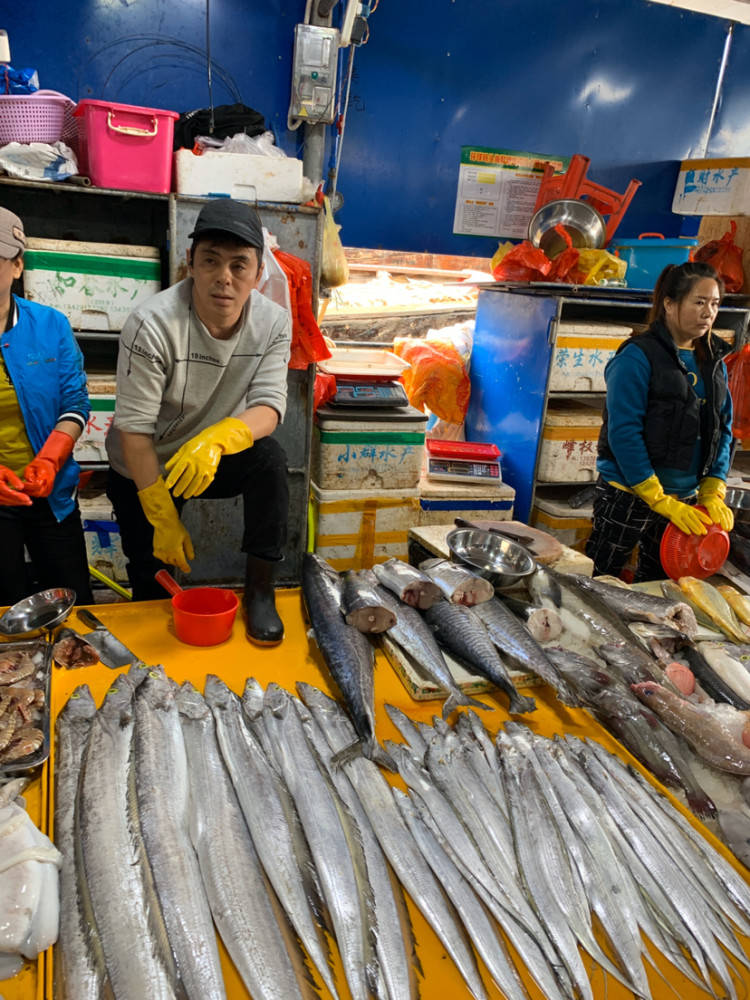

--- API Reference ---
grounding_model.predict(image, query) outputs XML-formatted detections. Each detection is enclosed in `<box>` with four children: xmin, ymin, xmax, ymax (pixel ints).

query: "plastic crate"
<box><xmin>73</xmin><ymin>99</ymin><xmax>178</xmax><ymax>193</ymax></box>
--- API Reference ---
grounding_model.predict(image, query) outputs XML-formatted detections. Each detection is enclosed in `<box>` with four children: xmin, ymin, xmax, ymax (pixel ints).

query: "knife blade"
<box><xmin>76</xmin><ymin>609</ymin><xmax>142</xmax><ymax>669</ymax></box>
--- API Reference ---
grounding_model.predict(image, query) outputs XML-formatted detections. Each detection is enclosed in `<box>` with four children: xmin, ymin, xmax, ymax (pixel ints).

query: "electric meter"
<box><xmin>289</xmin><ymin>24</ymin><xmax>339</xmax><ymax>124</ymax></box>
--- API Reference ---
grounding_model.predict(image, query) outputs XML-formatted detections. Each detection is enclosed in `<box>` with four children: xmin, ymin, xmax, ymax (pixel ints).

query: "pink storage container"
<box><xmin>73</xmin><ymin>99</ymin><xmax>178</xmax><ymax>193</ymax></box>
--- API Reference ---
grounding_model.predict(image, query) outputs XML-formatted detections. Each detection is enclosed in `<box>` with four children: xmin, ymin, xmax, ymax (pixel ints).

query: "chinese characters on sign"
<box><xmin>453</xmin><ymin>146</ymin><xmax>569</xmax><ymax>239</ymax></box>
<box><xmin>336</xmin><ymin>444</ymin><xmax>415</xmax><ymax>465</ymax></box>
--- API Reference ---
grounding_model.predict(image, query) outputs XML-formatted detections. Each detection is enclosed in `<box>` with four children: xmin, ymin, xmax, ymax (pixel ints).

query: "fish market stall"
<box><xmin>4</xmin><ymin>576</ymin><xmax>750</xmax><ymax>1000</ymax></box>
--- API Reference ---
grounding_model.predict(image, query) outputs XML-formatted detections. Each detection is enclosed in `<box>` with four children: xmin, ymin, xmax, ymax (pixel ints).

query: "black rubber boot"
<box><xmin>244</xmin><ymin>554</ymin><xmax>284</xmax><ymax>645</ymax></box>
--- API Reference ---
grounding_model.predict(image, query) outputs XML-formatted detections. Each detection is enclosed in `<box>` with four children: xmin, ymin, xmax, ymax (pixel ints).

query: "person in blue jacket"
<box><xmin>0</xmin><ymin>207</ymin><xmax>93</xmax><ymax>605</ymax></box>
<box><xmin>586</xmin><ymin>261</ymin><xmax>734</xmax><ymax>581</ymax></box>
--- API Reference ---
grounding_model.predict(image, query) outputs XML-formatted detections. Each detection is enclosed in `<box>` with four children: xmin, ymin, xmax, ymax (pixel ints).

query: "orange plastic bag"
<box><xmin>725</xmin><ymin>344</ymin><xmax>750</xmax><ymax>439</ymax></box>
<box><xmin>393</xmin><ymin>338</ymin><xmax>470</xmax><ymax>425</ymax></box>
<box><xmin>694</xmin><ymin>220</ymin><xmax>744</xmax><ymax>292</ymax></box>
<box><xmin>272</xmin><ymin>249</ymin><xmax>331</xmax><ymax>369</ymax></box>
<box><xmin>492</xmin><ymin>240</ymin><xmax>551</xmax><ymax>282</ymax></box>
<box><xmin>546</xmin><ymin>225</ymin><xmax>587</xmax><ymax>284</ymax></box>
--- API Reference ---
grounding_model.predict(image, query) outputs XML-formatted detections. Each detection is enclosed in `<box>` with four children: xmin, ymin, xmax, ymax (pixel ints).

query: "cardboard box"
<box><xmin>174</xmin><ymin>148</ymin><xmax>306</xmax><ymax>203</ymax></box>
<box><xmin>310</xmin><ymin>483</ymin><xmax>419</xmax><ymax>571</ymax></box>
<box><xmin>537</xmin><ymin>399</ymin><xmax>603</xmax><ymax>483</ymax></box>
<box><xmin>549</xmin><ymin>322</ymin><xmax>632</xmax><ymax>392</ymax></box>
<box><xmin>23</xmin><ymin>237</ymin><xmax>161</xmax><ymax>331</ymax></box>
<box><xmin>673</xmin><ymin>157</ymin><xmax>750</xmax><ymax>216</ymax></box>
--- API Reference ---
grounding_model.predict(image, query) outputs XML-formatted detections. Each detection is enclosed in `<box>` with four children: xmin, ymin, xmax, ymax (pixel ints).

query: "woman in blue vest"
<box><xmin>586</xmin><ymin>261</ymin><xmax>734</xmax><ymax>581</ymax></box>
<box><xmin>0</xmin><ymin>207</ymin><xmax>92</xmax><ymax>605</ymax></box>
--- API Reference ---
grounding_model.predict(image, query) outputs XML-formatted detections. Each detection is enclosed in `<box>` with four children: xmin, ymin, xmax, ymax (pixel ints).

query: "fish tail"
<box><xmin>441</xmin><ymin>691</ymin><xmax>493</xmax><ymax>720</ymax></box>
<box><xmin>508</xmin><ymin>690</ymin><xmax>537</xmax><ymax>714</ymax></box>
<box><xmin>332</xmin><ymin>737</ymin><xmax>397</xmax><ymax>773</ymax></box>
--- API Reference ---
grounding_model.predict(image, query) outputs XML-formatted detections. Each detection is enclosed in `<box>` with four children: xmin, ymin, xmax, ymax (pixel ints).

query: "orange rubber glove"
<box><xmin>164</xmin><ymin>417</ymin><xmax>254</xmax><ymax>499</ymax></box>
<box><xmin>0</xmin><ymin>464</ymin><xmax>32</xmax><ymax>506</ymax></box>
<box><xmin>22</xmin><ymin>429</ymin><xmax>76</xmax><ymax>498</ymax></box>
<box><xmin>632</xmin><ymin>475</ymin><xmax>712</xmax><ymax>536</ymax></box>
<box><xmin>137</xmin><ymin>476</ymin><xmax>194</xmax><ymax>573</ymax></box>
<box><xmin>696</xmin><ymin>476</ymin><xmax>734</xmax><ymax>532</ymax></box>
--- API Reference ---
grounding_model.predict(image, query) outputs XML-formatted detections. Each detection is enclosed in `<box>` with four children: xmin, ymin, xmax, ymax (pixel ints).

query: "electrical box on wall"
<box><xmin>289</xmin><ymin>24</ymin><xmax>338</xmax><ymax>123</ymax></box>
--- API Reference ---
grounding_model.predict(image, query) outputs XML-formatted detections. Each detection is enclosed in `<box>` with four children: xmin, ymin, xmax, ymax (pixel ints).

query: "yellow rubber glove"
<box><xmin>164</xmin><ymin>417</ymin><xmax>254</xmax><ymax>499</ymax></box>
<box><xmin>696</xmin><ymin>476</ymin><xmax>734</xmax><ymax>532</ymax></box>
<box><xmin>632</xmin><ymin>474</ymin><xmax>712</xmax><ymax>536</ymax></box>
<box><xmin>138</xmin><ymin>476</ymin><xmax>195</xmax><ymax>572</ymax></box>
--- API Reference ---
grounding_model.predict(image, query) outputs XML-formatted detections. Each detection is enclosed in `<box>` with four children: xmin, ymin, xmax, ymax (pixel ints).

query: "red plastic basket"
<box><xmin>659</xmin><ymin>508</ymin><xmax>730</xmax><ymax>581</ymax></box>
<box><xmin>0</xmin><ymin>90</ymin><xmax>74</xmax><ymax>144</ymax></box>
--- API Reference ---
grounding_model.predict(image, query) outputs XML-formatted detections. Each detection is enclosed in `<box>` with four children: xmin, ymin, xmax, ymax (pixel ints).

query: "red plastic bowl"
<box><xmin>659</xmin><ymin>507</ymin><xmax>730</xmax><ymax>581</ymax></box>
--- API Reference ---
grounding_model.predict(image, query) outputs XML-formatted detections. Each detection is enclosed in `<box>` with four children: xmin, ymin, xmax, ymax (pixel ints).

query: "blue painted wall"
<box><xmin>5</xmin><ymin>1</ymin><xmax>750</xmax><ymax>255</ymax></box>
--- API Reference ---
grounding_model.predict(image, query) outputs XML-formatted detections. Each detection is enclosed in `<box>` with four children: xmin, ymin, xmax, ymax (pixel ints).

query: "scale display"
<box><xmin>427</xmin><ymin>457</ymin><xmax>503</xmax><ymax>484</ymax></box>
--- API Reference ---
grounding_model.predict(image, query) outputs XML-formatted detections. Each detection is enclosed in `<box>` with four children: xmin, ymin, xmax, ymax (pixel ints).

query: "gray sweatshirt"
<box><xmin>106</xmin><ymin>279</ymin><xmax>291</xmax><ymax>478</ymax></box>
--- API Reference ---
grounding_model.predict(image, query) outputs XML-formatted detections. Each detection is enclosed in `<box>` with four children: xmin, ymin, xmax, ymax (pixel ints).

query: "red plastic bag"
<box><xmin>313</xmin><ymin>371</ymin><xmax>337</xmax><ymax>410</ymax></box>
<box><xmin>725</xmin><ymin>344</ymin><xmax>750</xmax><ymax>439</ymax></box>
<box><xmin>492</xmin><ymin>240</ymin><xmax>551</xmax><ymax>282</ymax></box>
<box><xmin>272</xmin><ymin>249</ymin><xmax>332</xmax><ymax>369</ymax></box>
<box><xmin>694</xmin><ymin>220</ymin><xmax>745</xmax><ymax>292</ymax></box>
<box><xmin>546</xmin><ymin>225</ymin><xmax>587</xmax><ymax>284</ymax></box>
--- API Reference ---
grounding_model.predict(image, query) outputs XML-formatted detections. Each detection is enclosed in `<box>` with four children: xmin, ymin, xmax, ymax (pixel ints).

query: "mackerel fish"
<box><xmin>473</xmin><ymin>596</ymin><xmax>580</xmax><ymax>706</ymax></box>
<box><xmin>177</xmin><ymin>683</ymin><xmax>315</xmax><ymax>1000</ymax></box>
<box><xmin>298</xmin><ymin>684</ymin><xmax>489</xmax><ymax>1000</ymax></box>
<box><xmin>342</xmin><ymin>571</ymin><xmax>397</xmax><ymax>634</ymax></box>
<box><xmin>302</xmin><ymin>553</ymin><xmax>393</xmax><ymax>769</ymax></box>
<box><xmin>77</xmin><ymin>672</ymin><xmax>181</xmax><ymax>999</ymax></box>
<box><xmin>423</xmin><ymin>600</ymin><xmax>536</xmax><ymax>714</ymax></box>
<box><xmin>500</xmin><ymin>594</ymin><xmax>563</xmax><ymax>641</ymax></box>
<box><xmin>53</xmin><ymin>686</ymin><xmax>110</xmax><ymax>1000</ymax></box>
<box><xmin>372</xmin><ymin>558</ymin><xmax>442</xmax><ymax>609</ymax></box>
<box><xmin>569</xmin><ymin>573</ymin><xmax>698</xmax><ymax>635</ymax></box>
<box><xmin>363</xmin><ymin>571</ymin><xmax>490</xmax><ymax>719</ymax></box>
<box><xmin>205</xmin><ymin>675</ymin><xmax>337</xmax><ymax>1000</ymax></box>
<box><xmin>419</xmin><ymin>558</ymin><xmax>494</xmax><ymax>606</ymax></box>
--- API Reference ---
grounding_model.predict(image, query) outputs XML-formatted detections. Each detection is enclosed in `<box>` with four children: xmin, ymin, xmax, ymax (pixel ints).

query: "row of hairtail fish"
<box><xmin>54</xmin><ymin>666</ymin><xmax>750</xmax><ymax>1000</ymax></box>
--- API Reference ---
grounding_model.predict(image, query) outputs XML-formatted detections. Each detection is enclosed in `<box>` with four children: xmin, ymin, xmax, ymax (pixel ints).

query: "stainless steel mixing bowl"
<box><xmin>528</xmin><ymin>198</ymin><xmax>607</xmax><ymax>259</ymax></box>
<box><xmin>0</xmin><ymin>588</ymin><xmax>76</xmax><ymax>637</ymax></box>
<box><xmin>446</xmin><ymin>528</ymin><xmax>535</xmax><ymax>589</ymax></box>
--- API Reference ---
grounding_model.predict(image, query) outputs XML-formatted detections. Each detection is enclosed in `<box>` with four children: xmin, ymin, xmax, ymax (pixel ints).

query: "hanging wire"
<box><xmin>206</xmin><ymin>0</ymin><xmax>215</xmax><ymax>132</ymax></box>
<box><xmin>330</xmin><ymin>43</ymin><xmax>355</xmax><ymax>201</ymax></box>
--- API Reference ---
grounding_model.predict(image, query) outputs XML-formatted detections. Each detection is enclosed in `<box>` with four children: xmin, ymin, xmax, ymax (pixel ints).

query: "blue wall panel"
<box><xmin>4</xmin><ymin>1</ymin><xmax>748</xmax><ymax>256</ymax></box>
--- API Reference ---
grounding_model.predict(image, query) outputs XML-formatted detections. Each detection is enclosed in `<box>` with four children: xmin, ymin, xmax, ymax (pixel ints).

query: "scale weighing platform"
<box><xmin>425</xmin><ymin>440</ymin><xmax>503</xmax><ymax>485</ymax></box>
<box><xmin>329</xmin><ymin>380</ymin><xmax>410</xmax><ymax>408</ymax></box>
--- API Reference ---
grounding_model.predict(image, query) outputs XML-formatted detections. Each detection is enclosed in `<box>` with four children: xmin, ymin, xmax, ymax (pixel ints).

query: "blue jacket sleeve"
<box><xmin>707</xmin><ymin>360</ymin><xmax>733</xmax><ymax>480</ymax></box>
<box><xmin>603</xmin><ymin>344</ymin><xmax>655</xmax><ymax>487</ymax></box>
<box><xmin>55</xmin><ymin>313</ymin><xmax>90</xmax><ymax>426</ymax></box>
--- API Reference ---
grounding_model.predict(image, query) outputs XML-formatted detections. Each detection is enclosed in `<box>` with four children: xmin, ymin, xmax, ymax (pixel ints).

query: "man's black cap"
<box><xmin>188</xmin><ymin>199</ymin><xmax>264</xmax><ymax>250</ymax></box>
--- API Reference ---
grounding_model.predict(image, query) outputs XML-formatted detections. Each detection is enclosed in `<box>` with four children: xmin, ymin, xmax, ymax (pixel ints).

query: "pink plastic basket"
<box><xmin>73</xmin><ymin>99</ymin><xmax>178</xmax><ymax>194</ymax></box>
<box><xmin>0</xmin><ymin>90</ymin><xmax>75</xmax><ymax>144</ymax></box>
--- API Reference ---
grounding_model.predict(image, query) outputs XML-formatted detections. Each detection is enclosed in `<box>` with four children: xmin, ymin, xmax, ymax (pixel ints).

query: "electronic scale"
<box><xmin>330</xmin><ymin>380</ymin><xmax>410</xmax><ymax>408</ymax></box>
<box><xmin>425</xmin><ymin>440</ymin><xmax>503</xmax><ymax>484</ymax></box>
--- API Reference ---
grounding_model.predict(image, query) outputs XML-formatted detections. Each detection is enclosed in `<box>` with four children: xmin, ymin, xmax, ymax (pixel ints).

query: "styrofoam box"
<box><xmin>311</xmin><ymin>482</ymin><xmax>420</xmax><ymax>571</ymax></box>
<box><xmin>174</xmin><ymin>148</ymin><xmax>306</xmax><ymax>203</ymax></box>
<box><xmin>673</xmin><ymin>157</ymin><xmax>750</xmax><ymax>216</ymax></box>
<box><xmin>79</xmin><ymin>494</ymin><xmax>129</xmax><ymax>584</ymax></box>
<box><xmin>73</xmin><ymin>393</ymin><xmax>115</xmax><ymax>464</ymax></box>
<box><xmin>530</xmin><ymin>485</ymin><xmax>593</xmax><ymax>552</ymax></box>
<box><xmin>549</xmin><ymin>321</ymin><xmax>632</xmax><ymax>392</ymax></box>
<box><xmin>417</xmin><ymin>475</ymin><xmax>515</xmax><ymax>525</ymax></box>
<box><xmin>312</xmin><ymin>405</ymin><xmax>428</xmax><ymax>490</ymax></box>
<box><xmin>23</xmin><ymin>238</ymin><xmax>161</xmax><ymax>331</ymax></box>
<box><xmin>537</xmin><ymin>398</ymin><xmax>603</xmax><ymax>483</ymax></box>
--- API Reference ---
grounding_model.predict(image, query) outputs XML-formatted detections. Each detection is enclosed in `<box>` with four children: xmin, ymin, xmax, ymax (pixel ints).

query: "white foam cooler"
<box><xmin>549</xmin><ymin>321</ymin><xmax>632</xmax><ymax>392</ymax></box>
<box><xmin>537</xmin><ymin>398</ymin><xmax>604</xmax><ymax>483</ymax></box>
<box><xmin>312</xmin><ymin>404</ymin><xmax>428</xmax><ymax>490</ymax></box>
<box><xmin>418</xmin><ymin>476</ymin><xmax>515</xmax><ymax>525</ymax></box>
<box><xmin>531</xmin><ymin>484</ymin><xmax>594</xmax><ymax>552</ymax></box>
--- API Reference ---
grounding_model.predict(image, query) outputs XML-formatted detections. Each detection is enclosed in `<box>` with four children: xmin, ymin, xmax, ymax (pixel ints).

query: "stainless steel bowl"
<box><xmin>0</xmin><ymin>588</ymin><xmax>76</xmax><ymax>637</ymax></box>
<box><xmin>446</xmin><ymin>528</ymin><xmax>535</xmax><ymax>589</ymax></box>
<box><xmin>528</xmin><ymin>198</ymin><xmax>607</xmax><ymax>258</ymax></box>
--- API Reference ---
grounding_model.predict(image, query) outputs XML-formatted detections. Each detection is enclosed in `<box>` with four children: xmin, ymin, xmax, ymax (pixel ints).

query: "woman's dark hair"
<box><xmin>647</xmin><ymin>260</ymin><xmax>725</xmax><ymax>362</ymax></box>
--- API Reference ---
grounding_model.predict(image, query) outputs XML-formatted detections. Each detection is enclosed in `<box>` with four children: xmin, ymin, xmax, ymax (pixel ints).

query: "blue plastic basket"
<box><xmin>609</xmin><ymin>233</ymin><xmax>697</xmax><ymax>290</ymax></box>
